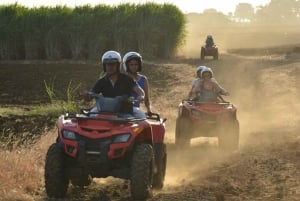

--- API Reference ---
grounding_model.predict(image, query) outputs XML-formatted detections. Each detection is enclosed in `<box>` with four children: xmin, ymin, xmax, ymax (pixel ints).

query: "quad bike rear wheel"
<box><xmin>175</xmin><ymin>117</ymin><xmax>191</xmax><ymax>147</ymax></box>
<box><xmin>200</xmin><ymin>47</ymin><xmax>205</xmax><ymax>60</ymax></box>
<box><xmin>45</xmin><ymin>143</ymin><xmax>69</xmax><ymax>198</ymax></box>
<box><xmin>214</xmin><ymin>50</ymin><xmax>219</xmax><ymax>60</ymax></box>
<box><xmin>152</xmin><ymin>143</ymin><xmax>167</xmax><ymax>189</ymax></box>
<box><xmin>218</xmin><ymin>120</ymin><xmax>239</xmax><ymax>151</ymax></box>
<box><xmin>130</xmin><ymin>143</ymin><xmax>154</xmax><ymax>200</ymax></box>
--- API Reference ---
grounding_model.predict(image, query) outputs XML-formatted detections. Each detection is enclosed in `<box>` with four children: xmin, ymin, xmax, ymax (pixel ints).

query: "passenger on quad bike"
<box><xmin>191</xmin><ymin>68</ymin><xmax>229</xmax><ymax>102</ymax></box>
<box><xmin>205</xmin><ymin>34</ymin><xmax>215</xmax><ymax>47</ymax></box>
<box><xmin>188</xmin><ymin>66</ymin><xmax>206</xmax><ymax>99</ymax></box>
<box><xmin>188</xmin><ymin>66</ymin><xmax>220</xmax><ymax>99</ymax></box>
<box><xmin>83</xmin><ymin>50</ymin><xmax>145</xmax><ymax>116</ymax></box>
<box><xmin>122</xmin><ymin>51</ymin><xmax>152</xmax><ymax>118</ymax></box>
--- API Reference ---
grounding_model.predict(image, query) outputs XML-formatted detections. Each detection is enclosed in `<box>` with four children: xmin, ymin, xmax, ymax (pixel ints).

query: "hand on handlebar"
<box><xmin>137</xmin><ymin>95</ymin><xmax>144</xmax><ymax>102</ymax></box>
<box><xmin>79</xmin><ymin>91</ymin><xmax>93</xmax><ymax>101</ymax></box>
<box><xmin>128</xmin><ymin>96</ymin><xmax>144</xmax><ymax>103</ymax></box>
<box><xmin>146</xmin><ymin>109</ymin><xmax>153</xmax><ymax>116</ymax></box>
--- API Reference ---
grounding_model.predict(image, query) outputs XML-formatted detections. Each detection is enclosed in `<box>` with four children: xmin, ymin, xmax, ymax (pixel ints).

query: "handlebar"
<box><xmin>146</xmin><ymin>112</ymin><xmax>167</xmax><ymax>123</ymax></box>
<box><xmin>83</xmin><ymin>92</ymin><xmax>142</xmax><ymax>103</ymax></box>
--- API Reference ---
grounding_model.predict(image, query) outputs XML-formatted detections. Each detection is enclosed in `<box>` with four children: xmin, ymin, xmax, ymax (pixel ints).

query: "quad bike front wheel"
<box><xmin>45</xmin><ymin>143</ymin><xmax>69</xmax><ymax>198</ymax></box>
<box><xmin>130</xmin><ymin>143</ymin><xmax>154</xmax><ymax>200</ymax></box>
<box><xmin>152</xmin><ymin>143</ymin><xmax>167</xmax><ymax>189</ymax></box>
<box><xmin>218</xmin><ymin>120</ymin><xmax>239</xmax><ymax>151</ymax></box>
<box><xmin>175</xmin><ymin>117</ymin><xmax>191</xmax><ymax>147</ymax></box>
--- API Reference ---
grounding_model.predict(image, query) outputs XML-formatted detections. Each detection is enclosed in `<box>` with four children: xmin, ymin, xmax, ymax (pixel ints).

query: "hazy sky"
<box><xmin>1</xmin><ymin>0</ymin><xmax>271</xmax><ymax>14</ymax></box>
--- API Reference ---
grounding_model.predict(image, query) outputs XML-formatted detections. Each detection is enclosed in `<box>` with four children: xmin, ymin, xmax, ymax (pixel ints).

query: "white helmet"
<box><xmin>196</xmin><ymin>66</ymin><xmax>207</xmax><ymax>78</ymax></box>
<box><xmin>101</xmin><ymin>50</ymin><xmax>122</xmax><ymax>72</ymax></box>
<box><xmin>201</xmin><ymin>67</ymin><xmax>213</xmax><ymax>78</ymax></box>
<box><xmin>122</xmin><ymin>51</ymin><xmax>142</xmax><ymax>72</ymax></box>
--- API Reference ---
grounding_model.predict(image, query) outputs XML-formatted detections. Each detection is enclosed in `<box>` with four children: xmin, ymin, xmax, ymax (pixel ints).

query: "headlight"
<box><xmin>62</xmin><ymin>118</ymin><xmax>78</xmax><ymax>127</ymax></box>
<box><xmin>113</xmin><ymin>134</ymin><xmax>131</xmax><ymax>143</ymax></box>
<box><xmin>62</xmin><ymin>130</ymin><xmax>77</xmax><ymax>140</ymax></box>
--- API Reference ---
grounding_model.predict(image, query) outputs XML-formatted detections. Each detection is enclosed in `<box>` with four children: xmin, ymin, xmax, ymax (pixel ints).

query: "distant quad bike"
<box><xmin>175</xmin><ymin>95</ymin><xmax>239</xmax><ymax>150</ymax></box>
<box><xmin>44</xmin><ymin>93</ymin><xmax>167</xmax><ymax>200</ymax></box>
<box><xmin>200</xmin><ymin>44</ymin><xmax>219</xmax><ymax>60</ymax></box>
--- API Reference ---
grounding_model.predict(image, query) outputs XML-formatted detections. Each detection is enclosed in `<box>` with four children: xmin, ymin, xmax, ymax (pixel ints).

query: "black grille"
<box><xmin>77</xmin><ymin>136</ymin><xmax>112</xmax><ymax>151</ymax></box>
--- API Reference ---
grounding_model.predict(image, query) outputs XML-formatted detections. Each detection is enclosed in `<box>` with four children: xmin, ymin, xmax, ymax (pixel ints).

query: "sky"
<box><xmin>1</xmin><ymin>0</ymin><xmax>271</xmax><ymax>14</ymax></box>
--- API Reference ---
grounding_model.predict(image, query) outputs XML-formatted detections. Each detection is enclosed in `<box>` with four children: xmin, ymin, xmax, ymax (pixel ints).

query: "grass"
<box><xmin>44</xmin><ymin>78</ymin><xmax>82</xmax><ymax>114</ymax></box>
<box><xmin>1</xmin><ymin>79</ymin><xmax>83</xmax><ymax>117</ymax></box>
<box><xmin>0</xmin><ymin>103</ymin><xmax>74</xmax><ymax>117</ymax></box>
<box><xmin>0</xmin><ymin>79</ymin><xmax>85</xmax><ymax>198</ymax></box>
<box><xmin>0</xmin><ymin>131</ymin><xmax>56</xmax><ymax>201</ymax></box>
<box><xmin>44</xmin><ymin>78</ymin><xmax>56</xmax><ymax>103</ymax></box>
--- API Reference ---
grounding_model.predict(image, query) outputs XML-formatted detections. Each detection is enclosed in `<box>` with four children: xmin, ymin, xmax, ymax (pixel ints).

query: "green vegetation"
<box><xmin>0</xmin><ymin>80</ymin><xmax>82</xmax><ymax>117</ymax></box>
<box><xmin>0</xmin><ymin>3</ymin><xmax>185</xmax><ymax>60</ymax></box>
<box><xmin>44</xmin><ymin>78</ymin><xmax>56</xmax><ymax>103</ymax></box>
<box><xmin>43</xmin><ymin>79</ymin><xmax>82</xmax><ymax>115</ymax></box>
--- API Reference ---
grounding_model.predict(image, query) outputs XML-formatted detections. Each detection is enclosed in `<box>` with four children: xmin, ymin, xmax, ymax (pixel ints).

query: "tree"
<box><xmin>234</xmin><ymin>3</ymin><xmax>254</xmax><ymax>22</ymax></box>
<box><xmin>254</xmin><ymin>0</ymin><xmax>300</xmax><ymax>25</ymax></box>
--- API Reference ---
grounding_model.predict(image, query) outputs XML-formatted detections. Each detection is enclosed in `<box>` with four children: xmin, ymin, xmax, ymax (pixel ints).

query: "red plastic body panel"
<box><xmin>57</xmin><ymin>113</ymin><xmax>166</xmax><ymax>159</ymax></box>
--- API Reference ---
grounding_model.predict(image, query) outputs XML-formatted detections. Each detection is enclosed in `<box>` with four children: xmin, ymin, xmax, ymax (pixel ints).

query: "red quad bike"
<box><xmin>44</xmin><ymin>93</ymin><xmax>167</xmax><ymax>200</ymax></box>
<box><xmin>200</xmin><ymin>44</ymin><xmax>219</xmax><ymax>60</ymax></box>
<box><xmin>175</xmin><ymin>95</ymin><xmax>239</xmax><ymax>151</ymax></box>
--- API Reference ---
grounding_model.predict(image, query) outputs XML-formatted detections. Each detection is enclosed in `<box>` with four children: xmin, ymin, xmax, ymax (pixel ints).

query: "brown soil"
<box><xmin>0</xmin><ymin>46</ymin><xmax>300</xmax><ymax>200</ymax></box>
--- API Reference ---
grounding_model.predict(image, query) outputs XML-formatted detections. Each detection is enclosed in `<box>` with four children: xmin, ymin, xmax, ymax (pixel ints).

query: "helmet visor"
<box><xmin>103</xmin><ymin>58</ymin><xmax>119</xmax><ymax>64</ymax></box>
<box><xmin>126</xmin><ymin>55</ymin><xmax>140</xmax><ymax>62</ymax></box>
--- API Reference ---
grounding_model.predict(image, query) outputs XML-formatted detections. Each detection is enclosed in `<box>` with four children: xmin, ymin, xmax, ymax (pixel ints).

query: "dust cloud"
<box><xmin>162</xmin><ymin>30</ymin><xmax>300</xmax><ymax>188</ymax></box>
<box><xmin>178</xmin><ymin>16</ymin><xmax>300</xmax><ymax>58</ymax></box>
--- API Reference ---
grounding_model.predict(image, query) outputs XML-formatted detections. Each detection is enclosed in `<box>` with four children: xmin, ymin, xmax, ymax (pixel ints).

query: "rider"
<box><xmin>191</xmin><ymin>68</ymin><xmax>229</xmax><ymax>101</ymax></box>
<box><xmin>123</xmin><ymin>51</ymin><xmax>152</xmax><ymax>118</ymax></box>
<box><xmin>205</xmin><ymin>35</ymin><xmax>214</xmax><ymax>47</ymax></box>
<box><xmin>188</xmin><ymin>66</ymin><xmax>219</xmax><ymax>99</ymax></box>
<box><xmin>84</xmin><ymin>50</ymin><xmax>145</xmax><ymax>115</ymax></box>
<box><xmin>188</xmin><ymin>66</ymin><xmax>206</xmax><ymax>99</ymax></box>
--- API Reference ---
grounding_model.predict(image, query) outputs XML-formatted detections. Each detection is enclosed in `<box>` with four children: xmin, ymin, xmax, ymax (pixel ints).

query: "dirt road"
<box><xmin>0</xmin><ymin>48</ymin><xmax>300</xmax><ymax>201</ymax></box>
<box><xmin>154</xmin><ymin>52</ymin><xmax>300</xmax><ymax>201</ymax></box>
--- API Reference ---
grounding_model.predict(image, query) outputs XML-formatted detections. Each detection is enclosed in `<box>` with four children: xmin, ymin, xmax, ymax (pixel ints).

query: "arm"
<box><xmin>81</xmin><ymin>79</ymin><xmax>102</xmax><ymax>102</ymax></box>
<box><xmin>214</xmin><ymin>82</ymin><xmax>229</xmax><ymax>96</ymax></box>
<box><xmin>191</xmin><ymin>81</ymin><xmax>202</xmax><ymax>98</ymax></box>
<box><xmin>125</xmin><ymin>73</ymin><xmax>145</xmax><ymax>100</ymax></box>
<box><xmin>189</xmin><ymin>83</ymin><xmax>200</xmax><ymax>97</ymax></box>
<box><xmin>188</xmin><ymin>79</ymin><xmax>199</xmax><ymax>99</ymax></box>
<box><xmin>188</xmin><ymin>86</ymin><xmax>196</xmax><ymax>99</ymax></box>
<box><xmin>143</xmin><ymin>78</ymin><xmax>152</xmax><ymax>113</ymax></box>
<box><xmin>133</xmin><ymin>84</ymin><xmax>145</xmax><ymax>100</ymax></box>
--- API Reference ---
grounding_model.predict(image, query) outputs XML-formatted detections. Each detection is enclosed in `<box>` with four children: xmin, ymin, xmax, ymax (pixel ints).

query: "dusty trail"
<box><xmin>1</xmin><ymin>50</ymin><xmax>300</xmax><ymax>201</ymax></box>
<box><xmin>148</xmin><ymin>52</ymin><xmax>300</xmax><ymax>201</ymax></box>
<box><xmin>85</xmin><ymin>53</ymin><xmax>297</xmax><ymax>201</ymax></box>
